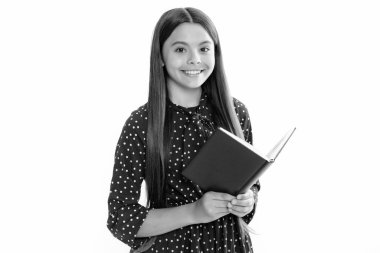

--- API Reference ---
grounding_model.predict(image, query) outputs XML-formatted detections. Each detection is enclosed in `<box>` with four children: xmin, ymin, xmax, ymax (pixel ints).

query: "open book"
<box><xmin>182</xmin><ymin>127</ymin><xmax>296</xmax><ymax>195</ymax></box>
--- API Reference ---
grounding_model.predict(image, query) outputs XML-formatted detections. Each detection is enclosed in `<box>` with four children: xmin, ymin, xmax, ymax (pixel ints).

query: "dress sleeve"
<box><xmin>107</xmin><ymin>114</ymin><xmax>151</xmax><ymax>250</ymax></box>
<box><xmin>233</xmin><ymin>98</ymin><xmax>261</xmax><ymax>224</ymax></box>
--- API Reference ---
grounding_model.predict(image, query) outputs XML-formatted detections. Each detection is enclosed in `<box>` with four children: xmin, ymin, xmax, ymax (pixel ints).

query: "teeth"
<box><xmin>184</xmin><ymin>70</ymin><xmax>202</xmax><ymax>75</ymax></box>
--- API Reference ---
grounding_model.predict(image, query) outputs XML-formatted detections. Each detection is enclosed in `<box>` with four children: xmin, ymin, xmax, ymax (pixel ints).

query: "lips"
<box><xmin>181</xmin><ymin>69</ymin><xmax>204</xmax><ymax>76</ymax></box>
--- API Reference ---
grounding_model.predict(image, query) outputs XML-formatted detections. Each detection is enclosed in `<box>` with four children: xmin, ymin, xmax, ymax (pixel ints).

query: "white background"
<box><xmin>1</xmin><ymin>0</ymin><xmax>379</xmax><ymax>252</ymax></box>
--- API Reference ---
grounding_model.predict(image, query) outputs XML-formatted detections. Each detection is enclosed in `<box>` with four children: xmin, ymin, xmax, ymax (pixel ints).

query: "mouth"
<box><xmin>181</xmin><ymin>69</ymin><xmax>204</xmax><ymax>76</ymax></box>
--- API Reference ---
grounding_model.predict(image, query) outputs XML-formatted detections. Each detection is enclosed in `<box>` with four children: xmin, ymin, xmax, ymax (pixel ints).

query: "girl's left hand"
<box><xmin>227</xmin><ymin>188</ymin><xmax>258</xmax><ymax>217</ymax></box>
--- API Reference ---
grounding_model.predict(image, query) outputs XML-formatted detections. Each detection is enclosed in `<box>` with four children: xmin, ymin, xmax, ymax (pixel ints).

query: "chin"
<box><xmin>182</xmin><ymin>80</ymin><xmax>206</xmax><ymax>89</ymax></box>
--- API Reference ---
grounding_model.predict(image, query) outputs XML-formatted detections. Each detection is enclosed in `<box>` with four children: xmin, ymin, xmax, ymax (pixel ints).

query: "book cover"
<box><xmin>182</xmin><ymin>127</ymin><xmax>296</xmax><ymax>195</ymax></box>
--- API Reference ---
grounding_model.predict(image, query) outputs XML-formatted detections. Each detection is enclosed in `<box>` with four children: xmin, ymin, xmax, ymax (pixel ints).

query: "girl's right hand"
<box><xmin>192</xmin><ymin>191</ymin><xmax>236</xmax><ymax>223</ymax></box>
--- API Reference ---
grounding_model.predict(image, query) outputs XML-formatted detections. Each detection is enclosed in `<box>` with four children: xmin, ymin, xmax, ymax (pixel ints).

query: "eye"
<box><xmin>201</xmin><ymin>47</ymin><xmax>211</xmax><ymax>52</ymax></box>
<box><xmin>175</xmin><ymin>47</ymin><xmax>186</xmax><ymax>53</ymax></box>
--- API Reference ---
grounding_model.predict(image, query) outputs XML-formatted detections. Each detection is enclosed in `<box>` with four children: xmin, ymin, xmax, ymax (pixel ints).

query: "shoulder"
<box><xmin>125</xmin><ymin>103</ymin><xmax>148</xmax><ymax>127</ymax></box>
<box><xmin>232</xmin><ymin>97</ymin><xmax>253</xmax><ymax>142</ymax></box>
<box><xmin>232</xmin><ymin>97</ymin><xmax>250</xmax><ymax>120</ymax></box>
<box><xmin>119</xmin><ymin>103</ymin><xmax>148</xmax><ymax>143</ymax></box>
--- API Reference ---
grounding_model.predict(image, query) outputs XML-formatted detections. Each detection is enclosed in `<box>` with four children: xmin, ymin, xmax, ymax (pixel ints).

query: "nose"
<box><xmin>187</xmin><ymin>50</ymin><xmax>201</xmax><ymax>65</ymax></box>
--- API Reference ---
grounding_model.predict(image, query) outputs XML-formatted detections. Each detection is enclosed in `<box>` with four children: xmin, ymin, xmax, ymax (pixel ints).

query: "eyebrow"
<box><xmin>171</xmin><ymin>40</ymin><xmax>213</xmax><ymax>47</ymax></box>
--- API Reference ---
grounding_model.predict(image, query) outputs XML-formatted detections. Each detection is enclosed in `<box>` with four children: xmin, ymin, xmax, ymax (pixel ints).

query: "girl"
<box><xmin>107</xmin><ymin>7</ymin><xmax>260</xmax><ymax>253</ymax></box>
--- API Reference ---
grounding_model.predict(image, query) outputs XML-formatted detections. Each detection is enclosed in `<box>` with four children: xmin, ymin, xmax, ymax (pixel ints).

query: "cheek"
<box><xmin>204</xmin><ymin>54</ymin><xmax>215</xmax><ymax>71</ymax></box>
<box><xmin>166</xmin><ymin>54</ymin><xmax>184</xmax><ymax>69</ymax></box>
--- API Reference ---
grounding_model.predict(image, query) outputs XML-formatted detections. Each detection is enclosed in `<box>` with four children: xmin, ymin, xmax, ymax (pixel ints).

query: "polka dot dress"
<box><xmin>107</xmin><ymin>92</ymin><xmax>260</xmax><ymax>252</ymax></box>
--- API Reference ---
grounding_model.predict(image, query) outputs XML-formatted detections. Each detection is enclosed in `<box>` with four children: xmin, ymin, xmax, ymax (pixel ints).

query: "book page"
<box><xmin>266</xmin><ymin>127</ymin><xmax>296</xmax><ymax>161</ymax></box>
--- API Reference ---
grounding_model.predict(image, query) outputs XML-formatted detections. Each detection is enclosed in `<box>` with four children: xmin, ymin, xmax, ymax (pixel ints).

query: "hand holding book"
<box><xmin>227</xmin><ymin>188</ymin><xmax>258</xmax><ymax>217</ymax></box>
<box><xmin>191</xmin><ymin>191</ymin><xmax>235</xmax><ymax>223</ymax></box>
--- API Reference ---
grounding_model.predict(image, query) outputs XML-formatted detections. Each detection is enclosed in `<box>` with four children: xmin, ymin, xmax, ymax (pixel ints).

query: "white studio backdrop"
<box><xmin>0</xmin><ymin>0</ymin><xmax>379</xmax><ymax>252</ymax></box>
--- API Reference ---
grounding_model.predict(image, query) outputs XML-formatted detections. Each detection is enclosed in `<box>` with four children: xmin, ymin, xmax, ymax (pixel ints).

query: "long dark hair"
<box><xmin>146</xmin><ymin>7</ymin><xmax>251</xmax><ymax>234</ymax></box>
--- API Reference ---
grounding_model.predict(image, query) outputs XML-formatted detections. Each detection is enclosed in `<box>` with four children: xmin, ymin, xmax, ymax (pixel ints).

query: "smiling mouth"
<box><xmin>182</xmin><ymin>70</ymin><xmax>204</xmax><ymax>76</ymax></box>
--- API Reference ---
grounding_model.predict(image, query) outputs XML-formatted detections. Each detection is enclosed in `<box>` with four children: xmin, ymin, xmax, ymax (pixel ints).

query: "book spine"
<box><xmin>238</xmin><ymin>162</ymin><xmax>272</xmax><ymax>194</ymax></box>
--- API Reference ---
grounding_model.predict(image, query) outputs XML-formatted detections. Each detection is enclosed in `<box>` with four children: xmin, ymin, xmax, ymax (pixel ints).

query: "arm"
<box><xmin>136</xmin><ymin>203</ymin><xmax>196</xmax><ymax>237</ymax></box>
<box><xmin>136</xmin><ymin>191</ymin><xmax>236</xmax><ymax>237</ymax></box>
<box><xmin>107</xmin><ymin>113</ymin><xmax>151</xmax><ymax>249</ymax></box>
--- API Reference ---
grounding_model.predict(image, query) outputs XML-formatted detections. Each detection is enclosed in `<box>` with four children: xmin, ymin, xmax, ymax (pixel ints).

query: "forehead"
<box><xmin>165</xmin><ymin>23</ymin><xmax>214</xmax><ymax>45</ymax></box>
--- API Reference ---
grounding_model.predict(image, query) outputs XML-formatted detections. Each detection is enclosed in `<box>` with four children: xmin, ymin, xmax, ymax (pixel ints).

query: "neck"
<box><xmin>167</xmin><ymin>83</ymin><xmax>202</xmax><ymax>108</ymax></box>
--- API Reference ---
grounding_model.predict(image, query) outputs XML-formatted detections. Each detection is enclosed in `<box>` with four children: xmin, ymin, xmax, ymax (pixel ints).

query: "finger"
<box><xmin>212</xmin><ymin>192</ymin><xmax>236</xmax><ymax>202</ymax></box>
<box><xmin>230</xmin><ymin>198</ymin><xmax>254</xmax><ymax>207</ymax></box>
<box><xmin>228</xmin><ymin>202</ymin><xmax>253</xmax><ymax>213</ymax></box>
<box><xmin>214</xmin><ymin>202</ymin><xmax>230</xmax><ymax>208</ymax></box>
<box><xmin>236</xmin><ymin>190</ymin><xmax>253</xmax><ymax>200</ymax></box>
<box><xmin>227</xmin><ymin>206</ymin><xmax>249</xmax><ymax>218</ymax></box>
<box><xmin>215</xmin><ymin>207</ymin><xmax>231</xmax><ymax>218</ymax></box>
<box><xmin>233</xmin><ymin>205</ymin><xmax>252</xmax><ymax>214</ymax></box>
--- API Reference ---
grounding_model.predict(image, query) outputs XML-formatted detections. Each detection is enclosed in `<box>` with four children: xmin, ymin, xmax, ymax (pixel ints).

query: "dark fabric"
<box><xmin>107</xmin><ymin>92</ymin><xmax>259</xmax><ymax>252</ymax></box>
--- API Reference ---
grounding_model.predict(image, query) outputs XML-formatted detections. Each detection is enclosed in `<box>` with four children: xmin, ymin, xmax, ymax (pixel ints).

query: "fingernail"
<box><xmin>227</xmin><ymin>202</ymin><xmax>232</xmax><ymax>208</ymax></box>
<box><xmin>231</xmin><ymin>200</ymin><xmax>236</xmax><ymax>205</ymax></box>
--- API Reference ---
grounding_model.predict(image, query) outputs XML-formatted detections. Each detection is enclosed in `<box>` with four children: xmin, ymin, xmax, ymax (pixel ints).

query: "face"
<box><xmin>162</xmin><ymin>23</ymin><xmax>215</xmax><ymax>92</ymax></box>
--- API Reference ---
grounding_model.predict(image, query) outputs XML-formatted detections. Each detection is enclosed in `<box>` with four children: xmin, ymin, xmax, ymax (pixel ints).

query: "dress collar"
<box><xmin>167</xmin><ymin>91</ymin><xmax>209</xmax><ymax>116</ymax></box>
<box><xmin>167</xmin><ymin>92</ymin><xmax>215</xmax><ymax>140</ymax></box>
